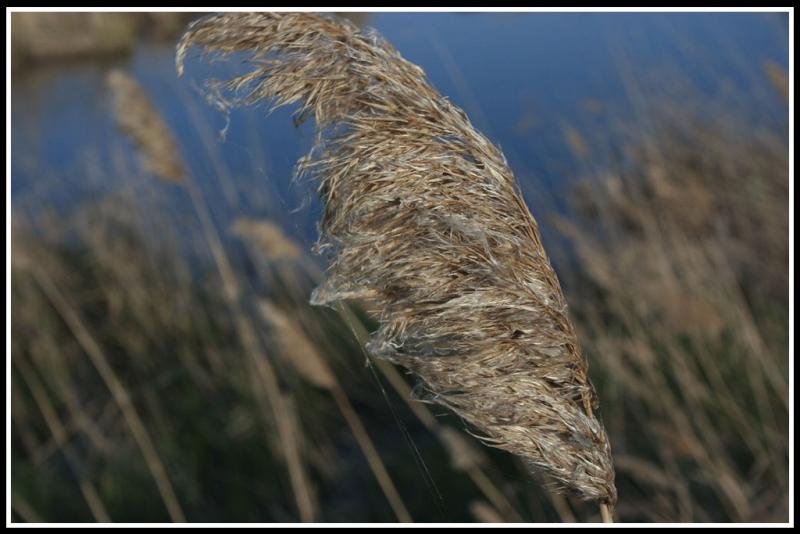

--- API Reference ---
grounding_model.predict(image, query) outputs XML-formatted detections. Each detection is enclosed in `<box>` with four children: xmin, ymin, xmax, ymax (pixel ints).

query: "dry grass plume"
<box><xmin>176</xmin><ymin>12</ymin><xmax>616</xmax><ymax>508</ymax></box>
<box><xmin>107</xmin><ymin>69</ymin><xmax>187</xmax><ymax>183</ymax></box>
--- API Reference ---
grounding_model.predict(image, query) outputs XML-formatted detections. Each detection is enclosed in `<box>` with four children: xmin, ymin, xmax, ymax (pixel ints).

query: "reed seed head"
<box><xmin>259</xmin><ymin>300</ymin><xmax>337</xmax><ymax>391</ymax></box>
<box><xmin>177</xmin><ymin>12</ymin><xmax>616</xmax><ymax>505</ymax></box>
<box><xmin>437</xmin><ymin>426</ymin><xmax>486</xmax><ymax>472</ymax></box>
<box><xmin>106</xmin><ymin>69</ymin><xmax>187</xmax><ymax>183</ymax></box>
<box><xmin>232</xmin><ymin>218</ymin><xmax>303</xmax><ymax>262</ymax></box>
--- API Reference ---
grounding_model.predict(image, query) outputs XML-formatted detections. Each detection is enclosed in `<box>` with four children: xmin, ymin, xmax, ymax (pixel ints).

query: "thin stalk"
<box><xmin>183</xmin><ymin>179</ymin><xmax>316</xmax><ymax>522</ymax></box>
<box><xmin>330</xmin><ymin>384</ymin><xmax>412</xmax><ymax>522</ymax></box>
<box><xmin>26</xmin><ymin>264</ymin><xmax>186</xmax><ymax>523</ymax></box>
<box><xmin>13</xmin><ymin>356</ymin><xmax>112</xmax><ymax>523</ymax></box>
<box><xmin>257</xmin><ymin>299</ymin><xmax>411</xmax><ymax>522</ymax></box>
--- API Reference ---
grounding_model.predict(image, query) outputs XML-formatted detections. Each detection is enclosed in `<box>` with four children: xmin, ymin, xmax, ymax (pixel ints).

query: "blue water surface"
<box><xmin>11</xmin><ymin>12</ymin><xmax>789</xmax><ymax>249</ymax></box>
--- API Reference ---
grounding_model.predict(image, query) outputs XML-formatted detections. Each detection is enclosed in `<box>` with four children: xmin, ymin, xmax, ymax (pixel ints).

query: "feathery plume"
<box><xmin>177</xmin><ymin>12</ymin><xmax>616</xmax><ymax>507</ymax></box>
<box><xmin>232</xmin><ymin>218</ymin><xmax>303</xmax><ymax>262</ymax></box>
<box><xmin>258</xmin><ymin>300</ymin><xmax>336</xmax><ymax>390</ymax></box>
<box><xmin>106</xmin><ymin>69</ymin><xmax>187</xmax><ymax>183</ymax></box>
<box><xmin>437</xmin><ymin>426</ymin><xmax>486</xmax><ymax>473</ymax></box>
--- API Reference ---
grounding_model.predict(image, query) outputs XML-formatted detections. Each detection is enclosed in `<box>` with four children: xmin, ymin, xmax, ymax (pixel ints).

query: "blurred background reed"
<box><xmin>10</xmin><ymin>10</ymin><xmax>790</xmax><ymax>523</ymax></box>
